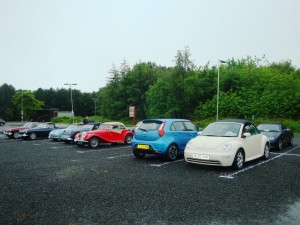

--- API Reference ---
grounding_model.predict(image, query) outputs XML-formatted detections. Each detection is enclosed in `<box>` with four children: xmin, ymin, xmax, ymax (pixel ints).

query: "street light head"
<box><xmin>219</xmin><ymin>60</ymin><xmax>227</xmax><ymax>64</ymax></box>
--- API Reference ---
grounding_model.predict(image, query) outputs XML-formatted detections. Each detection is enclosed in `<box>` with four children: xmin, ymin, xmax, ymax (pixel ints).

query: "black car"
<box><xmin>257</xmin><ymin>122</ymin><xmax>293</xmax><ymax>150</ymax></box>
<box><xmin>0</xmin><ymin>119</ymin><xmax>6</xmax><ymax>126</ymax></box>
<box><xmin>20</xmin><ymin>122</ymin><xmax>64</xmax><ymax>140</ymax></box>
<box><xmin>61</xmin><ymin>122</ymin><xmax>102</xmax><ymax>143</ymax></box>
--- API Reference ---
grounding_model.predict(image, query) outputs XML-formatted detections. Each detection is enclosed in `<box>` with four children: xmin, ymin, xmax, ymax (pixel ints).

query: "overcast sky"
<box><xmin>1</xmin><ymin>0</ymin><xmax>299</xmax><ymax>93</ymax></box>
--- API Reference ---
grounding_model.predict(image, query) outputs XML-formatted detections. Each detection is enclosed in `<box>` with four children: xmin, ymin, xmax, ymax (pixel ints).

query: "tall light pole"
<box><xmin>92</xmin><ymin>98</ymin><xmax>98</xmax><ymax>116</ymax></box>
<box><xmin>21</xmin><ymin>90</ymin><xmax>29</xmax><ymax>123</ymax></box>
<box><xmin>64</xmin><ymin>83</ymin><xmax>77</xmax><ymax>123</ymax></box>
<box><xmin>217</xmin><ymin>60</ymin><xmax>227</xmax><ymax>121</ymax></box>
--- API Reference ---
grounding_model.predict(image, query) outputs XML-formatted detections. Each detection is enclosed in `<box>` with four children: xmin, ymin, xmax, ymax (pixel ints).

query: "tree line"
<box><xmin>1</xmin><ymin>47</ymin><xmax>300</xmax><ymax>122</ymax></box>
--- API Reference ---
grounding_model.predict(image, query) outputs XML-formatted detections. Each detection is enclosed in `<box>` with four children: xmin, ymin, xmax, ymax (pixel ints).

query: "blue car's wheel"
<box><xmin>165</xmin><ymin>144</ymin><xmax>178</xmax><ymax>161</ymax></box>
<box><xmin>133</xmin><ymin>150</ymin><xmax>145</xmax><ymax>159</ymax></box>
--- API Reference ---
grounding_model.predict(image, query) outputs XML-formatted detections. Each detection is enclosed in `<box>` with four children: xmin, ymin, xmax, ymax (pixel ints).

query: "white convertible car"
<box><xmin>184</xmin><ymin>119</ymin><xmax>270</xmax><ymax>170</ymax></box>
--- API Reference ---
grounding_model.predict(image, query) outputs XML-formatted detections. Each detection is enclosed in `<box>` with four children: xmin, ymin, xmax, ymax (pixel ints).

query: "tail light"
<box><xmin>158</xmin><ymin>121</ymin><xmax>166</xmax><ymax>137</ymax></box>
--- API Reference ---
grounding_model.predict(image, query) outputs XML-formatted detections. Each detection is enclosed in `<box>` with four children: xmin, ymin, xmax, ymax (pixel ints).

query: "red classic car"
<box><xmin>4</xmin><ymin>122</ymin><xmax>39</xmax><ymax>139</ymax></box>
<box><xmin>75</xmin><ymin>122</ymin><xmax>133</xmax><ymax>148</ymax></box>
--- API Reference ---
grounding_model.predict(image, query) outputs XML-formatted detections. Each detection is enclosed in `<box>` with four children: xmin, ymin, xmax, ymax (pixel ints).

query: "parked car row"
<box><xmin>130</xmin><ymin>119</ymin><xmax>294</xmax><ymax>170</ymax></box>
<box><xmin>3</xmin><ymin>121</ymin><xmax>133</xmax><ymax>146</ymax></box>
<box><xmin>2</xmin><ymin>119</ymin><xmax>294</xmax><ymax>170</ymax></box>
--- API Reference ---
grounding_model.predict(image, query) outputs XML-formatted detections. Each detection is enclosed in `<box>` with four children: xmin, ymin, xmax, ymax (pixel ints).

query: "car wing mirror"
<box><xmin>242</xmin><ymin>132</ymin><xmax>251</xmax><ymax>138</ymax></box>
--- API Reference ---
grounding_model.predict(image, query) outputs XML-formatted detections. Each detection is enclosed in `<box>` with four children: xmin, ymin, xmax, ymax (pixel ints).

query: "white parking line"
<box><xmin>219</xmin><ymin>145</ymin><xmax>300</xmax><ymax>179</ymax></box>
<box><xmin>150</xmin><ymin>159</ymin><xmax>184</xmax><ymax>167</ymax></box>
<box><xmin>107</xmin><ymin>154</ymin><xmax>132</xmax><ymax>159</ymax></box>
<box><xmin>270</xmin><ymin>152</ymin><xmax>300</xmax><ymax>157</ymax></box>
<box><xmin>76</xmin><ymin>146</ymin><xmax>128</xmax><ymax>154</ymax></box>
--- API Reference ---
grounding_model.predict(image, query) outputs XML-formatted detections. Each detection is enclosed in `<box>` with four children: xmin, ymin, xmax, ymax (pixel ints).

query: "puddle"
<box><xmin>276</xmin><ymin>201</ymin><xmax>300</xmax><ymax>225</ymax></box>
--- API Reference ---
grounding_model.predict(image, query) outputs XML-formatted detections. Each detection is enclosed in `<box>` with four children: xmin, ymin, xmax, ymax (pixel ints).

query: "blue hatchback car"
<box><xmin>131</xmin><ymin>119</ymin><xmax>200</xmax><ymax>161</ymax></box>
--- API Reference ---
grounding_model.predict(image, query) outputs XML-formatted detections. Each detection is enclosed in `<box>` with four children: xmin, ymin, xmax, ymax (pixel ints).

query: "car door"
<box><xmin>280</xmin><ymin>124</ymin><xmax>290</xmax><ymax>145</ymax></box>
<box><xmin>108</xmin><ymin>125</ymin><xmax>123</xmax><ymax>142</ymax></box>
<box><xmin>42</xmin><ymin>124</ymin><xmax>54</xmax><ymax>137</ymax></box>
<box><xmin>242</xmin><ymin>124</ymin><xmax>261</xmax><ymax>160</ymax></box>
<box><xmin>170</xmin><ymin>121</ymin><xmax>197</xmax><ymax>152</ymax></box>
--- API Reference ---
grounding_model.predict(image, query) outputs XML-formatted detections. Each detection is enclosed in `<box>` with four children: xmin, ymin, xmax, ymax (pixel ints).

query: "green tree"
<box><xmin>0</xmin><ymin>83</ymin><xmax>16</xmax><ymax>120</ymax></box>
<box><xmin>12</xmin><ymin>90</ymin><xmax>44</xmax><ymax>121</ymax></box>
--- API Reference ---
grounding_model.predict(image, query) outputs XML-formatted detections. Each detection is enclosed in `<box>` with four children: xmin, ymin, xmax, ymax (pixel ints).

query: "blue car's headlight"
<box><xmin>268</xmin><ymin>137</ymin><xmax>275</xmax><ymax>141</ymax></box>
<box><xmin>222</xmin><ymin>144</ymin><xmax>232</xmax><ymax>152</ymax></box>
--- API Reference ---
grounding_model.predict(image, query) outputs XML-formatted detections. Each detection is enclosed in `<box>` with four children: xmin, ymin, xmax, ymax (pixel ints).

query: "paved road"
<box><xmin>0</xmin><ymin>126</ymin><xmax>299</xmax><ymax>225</ymax></box>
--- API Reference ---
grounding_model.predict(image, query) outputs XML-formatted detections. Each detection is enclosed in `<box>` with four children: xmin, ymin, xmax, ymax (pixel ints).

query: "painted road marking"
<box><xmin>150</xmin><ymin>159</ymin><xmax>184</xmax><ymax>167</ymax></box>
<box><xmin>107</xmin><ymin>154</ymin><xmax>132</xmax><ymax>159</ymax></box>
<box><xmin>76</xmin><ymin>146</ymin><xmax>128</xmax><ymax>154</ymax></box>
<box><xmin>219</xmin><ymin>145</ymin><xmax>300</xmax><ymax>179</ymax></box>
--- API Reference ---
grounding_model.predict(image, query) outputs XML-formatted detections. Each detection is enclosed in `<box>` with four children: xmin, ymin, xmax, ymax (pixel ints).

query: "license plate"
<box><xmin>193</xmin><ymin>154</ymin><xmax>209</xmax><ymax>160</ymax></box>
<box><xmin>137</xmin><ymin>144</ymin><xmax>149</xmax><ymax>150</ymax></box>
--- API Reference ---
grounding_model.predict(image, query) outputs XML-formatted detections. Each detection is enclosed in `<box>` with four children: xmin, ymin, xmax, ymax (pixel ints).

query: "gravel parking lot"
<box><xmin>0</xmin><ymin>125</ymin><xmax>300</xmax><ymax>225</ymax></box>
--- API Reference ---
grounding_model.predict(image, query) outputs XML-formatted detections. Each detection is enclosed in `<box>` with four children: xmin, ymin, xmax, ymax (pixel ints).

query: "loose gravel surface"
<box><xmin>0</xmin><ymin>126</ymin><xmax>300</xmax><ymax>225</ymax></box>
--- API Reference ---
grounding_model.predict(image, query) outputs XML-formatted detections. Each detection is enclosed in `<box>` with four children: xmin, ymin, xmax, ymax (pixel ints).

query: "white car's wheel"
<box><xmin>233</xmin><ymin>149</ymin><xmax>244</xmax><ymax>170</ymax></box>
<box><xmin>263</xmin><ymin>144</ymin><xmax>270</xmax><ymax>160</ymax></box>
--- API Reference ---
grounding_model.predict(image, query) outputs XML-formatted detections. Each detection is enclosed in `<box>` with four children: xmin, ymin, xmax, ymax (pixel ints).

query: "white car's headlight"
<box><xmin>222</xmin><ymin>144</ymin><xmax>232</xmax><ymax>152</ymax></box>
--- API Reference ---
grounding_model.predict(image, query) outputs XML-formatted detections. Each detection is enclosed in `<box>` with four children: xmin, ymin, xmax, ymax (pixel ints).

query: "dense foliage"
<box><xmin>1</xmin><ymin>48</ymin><xmax>299</xmax><ymax>130</ymax></box>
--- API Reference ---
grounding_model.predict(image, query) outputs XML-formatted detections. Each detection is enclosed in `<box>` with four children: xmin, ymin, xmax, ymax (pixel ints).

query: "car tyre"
<box><xmin>89</xmin><ymin>137</ymin><xmax>99</xmax><ymax>148</ymax></box>
<box><xmin>165</xmin><ymin>144</ymin><xmax>178</xmax><ymax>161</ymax></box>
<box><xmin>277</xmin><ymin>139</ymin><xmax>283</xmax><ymax>151</ymax></box>
<box><xmin>13</xmin><ymin>132</ymin><xmax>19</xmax><ymax>139</ymax></box>
<box><xmin>233</xmin><ymin>149</ymin><xmax>244</xmax><ymax>170</ymax></box>
<box><xmin>263</xmin><ymin>143</ymin><xmax>270</xmax><ymax>160</ymax></box>
<box><xmin>124</xmin><ymin>134</ymin><xmax>133</xmax><ymax>144</ymax></box>
<box><xmin>133</xmin><ymin>150</ymin><xmax>145</xmax><ymax>159</ymax></box>
<box><xmin>29</xmin><ymin>133</ymin><xmax>37</xmax><ymax>140</ymax></box>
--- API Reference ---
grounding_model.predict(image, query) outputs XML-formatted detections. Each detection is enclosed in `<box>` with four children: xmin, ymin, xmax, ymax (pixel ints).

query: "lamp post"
<box><xmin>21</xmin><ymin>90</ymin><xmax>29</xmax><ymax>123</ymax></box>
<box><xmin>92</xmin><ymin>98</ymin><xmax>98</xmax><ymax>116</ymax></box>
<box><xmin>64</xmin><ymin>83</ymin><xmax>77</xmax><ymax>123</ymax></box>
<box><xmin>217</xmin><ymin>60</ymin><xmax>227</xmax><ymax>121</ymax></box>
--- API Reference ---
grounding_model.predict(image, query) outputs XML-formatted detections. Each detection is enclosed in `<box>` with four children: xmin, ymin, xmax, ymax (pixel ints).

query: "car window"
<box><xmin>257</xmin><ymin>124</ymin><xmax>280</xmax><ymax>132</ymax></box>
<box><xmin>139</xmin><ymin>121</ymin><xmax>162</xmax><ymax>131</ymax></box>
<box><xmin>171</xmin><ymin>122</ymin><xmax>185</xmax><ymax>131</ymax></box>
<box><xmin>183</xmin><ymin>121</ymin><xmax>197</xmax><ymax>131</ymax></box>
<box><xmin>243</xmin><ymin>124</ymin><xmax>259</xmax><ymax>135</ymax></box>
<box><xmin>203</xmin><ymin>122</ymin><xmax>240</xmax><ymax>137</ymax></box>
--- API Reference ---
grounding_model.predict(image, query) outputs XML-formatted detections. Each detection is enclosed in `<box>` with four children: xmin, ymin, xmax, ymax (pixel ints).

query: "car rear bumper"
<box><xmin>131</xmin><ymin>142</ymin><xmax>168</xmax><ymax>156</ymax></box>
